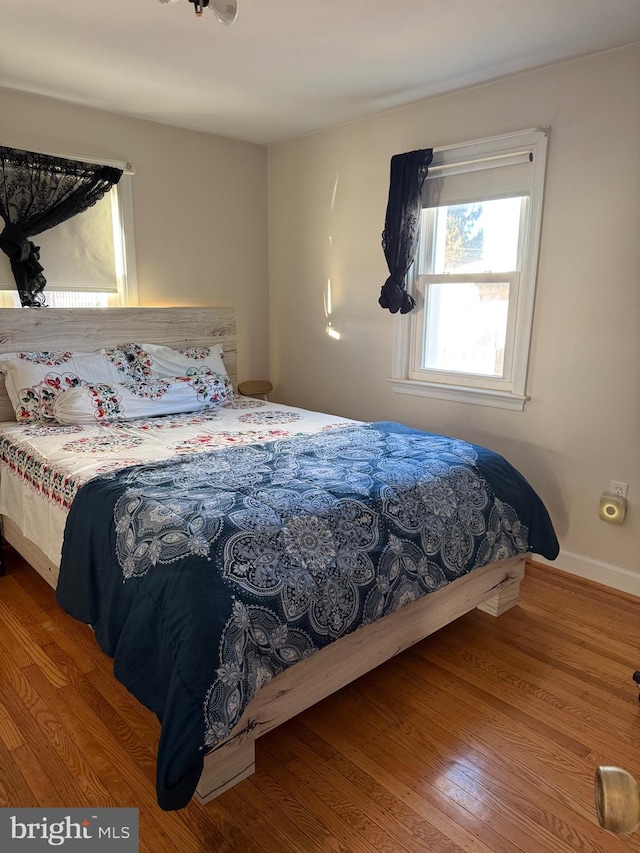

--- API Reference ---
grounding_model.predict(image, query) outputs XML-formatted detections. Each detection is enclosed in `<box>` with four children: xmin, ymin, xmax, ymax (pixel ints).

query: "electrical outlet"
<box><xmin>611</xmin><ymin>481</ymin><xmax>628</xmax><ymax>499</ymax></box>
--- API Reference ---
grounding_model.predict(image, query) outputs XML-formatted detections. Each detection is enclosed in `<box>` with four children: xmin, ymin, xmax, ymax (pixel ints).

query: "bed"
<box><xmin>0</xmin><ymin>306</ymin><xmax>559</xmax><ymax>811</ymax></box>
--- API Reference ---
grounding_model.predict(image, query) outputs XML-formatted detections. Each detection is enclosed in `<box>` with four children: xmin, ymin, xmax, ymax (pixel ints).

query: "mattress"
<box><xmin>0</xmin><ymin>399</ymin><xmax>357</xmax><ymax>565</ymax></box>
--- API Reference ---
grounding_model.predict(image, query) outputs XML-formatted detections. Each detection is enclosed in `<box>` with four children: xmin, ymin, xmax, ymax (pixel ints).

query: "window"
<box><xmin>391</xmin><ymin>129</ymin><xmax>548</xmax><ymax>410</ymax></box>
<box><xmin>0</xmin><ymin>158</ymin><xmax>138</xmax><ymax>308</ymax></box>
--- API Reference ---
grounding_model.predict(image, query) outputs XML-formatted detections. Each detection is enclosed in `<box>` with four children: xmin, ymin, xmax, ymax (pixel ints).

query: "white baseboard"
<box><xmin>535</xmin><ymin>549</ymin><xmax>640</xmax><ymax>598</ymax></box>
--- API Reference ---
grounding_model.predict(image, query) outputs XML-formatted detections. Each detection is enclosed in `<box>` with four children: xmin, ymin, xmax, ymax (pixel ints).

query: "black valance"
<box><xmin>379</xmin><ymin>147</ymin><xmax>433</xmax><ymax>314</ymax></box>
<box><xmin>0</xmin><ymin>146</ymin><xmax>122</xmax><ymax>306</ymax></box>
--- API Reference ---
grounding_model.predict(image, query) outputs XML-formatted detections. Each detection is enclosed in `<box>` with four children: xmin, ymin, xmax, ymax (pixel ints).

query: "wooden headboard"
<box><xmin>0</xmin><ymin>307</ymin><xmax>237</xmax><ymax>422</ymax></box>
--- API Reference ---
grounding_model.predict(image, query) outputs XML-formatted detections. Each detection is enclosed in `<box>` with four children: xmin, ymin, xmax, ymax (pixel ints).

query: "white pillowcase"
<box><xmin>0</xmin><ymin>350</ymin><xmax>138</xmax><ymax>424</ymax></box>
<box><xmin>0</xmin><ymin>342</ymin><xmax>233</xmax><ymax>424</ymax></box>
<box><xmin>141</xmin><ymin>343</ymin><xmax>230</xmax><ymax>381</ymax></box>
<box><xmin>100</xmin><ymin>342</ymin><xmax>154</xmax><ymax>382</ymax></box>
<box><xmin>53</xmin><ymin>375</ymin><xmax>234</xmax><ymax>425</ymax></box>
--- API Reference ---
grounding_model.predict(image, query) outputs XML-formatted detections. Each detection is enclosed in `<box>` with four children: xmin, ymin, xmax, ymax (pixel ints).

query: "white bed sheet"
<box><xmin>0</xmin><ymin>400</ymin><xmax>357</xmax><ymax>567</ymax></box>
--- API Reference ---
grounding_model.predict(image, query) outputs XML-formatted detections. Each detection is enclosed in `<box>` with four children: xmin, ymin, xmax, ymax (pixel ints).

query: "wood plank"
<box><xmin>0</xmin><ymin>698</ymin><xmax>25</xmax><ymax>751</ymax></box>
<box><xmin>0</xmin><ymin>597</ymin><xmax>68</xmax><ymax>688</ymax></box>
<box><xmin>272</xmin><ymin>724</ymin><xmax>456</xmax><ymax>853</ymax></box>
<box><xmin>452</xmin><ymin>612</ymin><xmax>640</xmax><ymax>728</ymax></box>
<box><xmin>198</xmin><ymin>555</ymin><xmax>524</xmax><ymax>801</ymax></box>
<box><xmin>258</xmin><ymin>738</ymin><xmax>386</xmax><ymax>853</ymax></box>
<box><xmin>236</xmin><ymin>772</ymin><xmax>340</xmax><ymax>853</ymax></box>
<box><xmin>293</xmin><ymin>715</ymin><xmax>501</xmax><ymax>853</ymax></box>
<box><xmin>0</xmin><ymin>653</ymin><xmax>104</xmax><ymax>806</ymax></box>
<box><xmin>1</xmin><ymin>551</ymin><xmax>639</xmax><ymax>850</ymax></box>
<box><xmin>195</xmin><ymin>736</ymin><xmax>255</xmax><ymax>802</ymax></box>
<box><xmin>2</xmin><ymin>516</ymin><xmax>59</xmax><ymax>588</ymax></box>
<box><xmin>368</xmin><ymin>655</ymin><xmax>618</xmax><ymax>850</ymax></box>
<box><xmin>527</xmin><ymin>559</ymin><xmax>640</xmax><ymax>609</ymax></box>
<box><xmin>306</xmin><ymin>694</ymin><xmax>529</xmax><ymax>853</ymax></box>
<box><xmin>0</xmin><ymin>738</ymin><xmax>37</xmax><ymax>807</ymax></box>
<box><xmin>9</xmin><ymin>743</ymin><xmax>67</xmax><ymax>807</ymax></box>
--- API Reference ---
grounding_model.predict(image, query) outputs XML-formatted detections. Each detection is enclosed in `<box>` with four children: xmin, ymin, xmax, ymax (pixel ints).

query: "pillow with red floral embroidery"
<box><xmin>0</xmin><ymin>349</ymin><xmax>144</xmax><ymax>424</ymax></box>
<box><xmin>53</xmin><ymin>374</ymin><xmax>234</xmax><ymax>425</ymax></box>
<box><xmin>140</xmin><ymin>343</ymin><xmax>231</xmax><ymax>383</ymax></box>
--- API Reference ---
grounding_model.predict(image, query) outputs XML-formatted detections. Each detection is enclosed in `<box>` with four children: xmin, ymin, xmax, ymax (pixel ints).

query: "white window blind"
<box><xmin>422</xmin><ymin>134</ymin><xmax>540</xmax><ymax>208</ymax></box>
<box><xmin>0</xmin><ymin>190</ymin><xmax>118</xmax><ymax>292</ymax></box>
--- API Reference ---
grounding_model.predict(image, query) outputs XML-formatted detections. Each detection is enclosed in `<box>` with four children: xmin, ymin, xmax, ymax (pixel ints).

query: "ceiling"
<box><xmin>1</xmin><ymin>0</ymin><xmax>639</xmax><ymax>145</ymax></box>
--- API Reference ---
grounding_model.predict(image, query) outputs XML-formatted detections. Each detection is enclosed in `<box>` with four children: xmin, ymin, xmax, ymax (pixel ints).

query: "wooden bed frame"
<box><xmin>0</xmin><ymin>306</ymin><xmax>526</xmax><ymax>804</ymax></box>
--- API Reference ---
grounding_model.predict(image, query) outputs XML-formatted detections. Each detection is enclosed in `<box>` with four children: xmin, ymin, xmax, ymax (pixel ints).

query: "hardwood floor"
<box><xmin>1</xmin><ymin>546</ymin><xmax>639</xmax><ymax>852</ymax></box>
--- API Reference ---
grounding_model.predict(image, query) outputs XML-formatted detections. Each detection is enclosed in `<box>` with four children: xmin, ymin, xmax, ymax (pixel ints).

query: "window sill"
<box><xmin>388</xmin><ymin>378</ymin><xmax>529</xmax><ymax>411</ymax></box>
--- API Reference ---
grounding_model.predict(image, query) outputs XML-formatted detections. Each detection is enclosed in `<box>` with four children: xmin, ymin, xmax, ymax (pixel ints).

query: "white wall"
<box><xmin>0</xmin><ymin>87</ymin><xmax>270</xmax><ymax>383</ymax></box>
<box><xmin>268</xmin><ymin>45</ymin><xmax>640</xmax><ymax>589</ymax></box>
<box><xmin>2</xmin><ymin>49</ymin><xmax>638</xmax><ymax>591</ymax></box>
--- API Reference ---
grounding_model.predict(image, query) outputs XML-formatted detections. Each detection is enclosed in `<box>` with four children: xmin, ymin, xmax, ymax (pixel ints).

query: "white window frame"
<box><xmin>0</xmin><ymin>147</ymin><xmax>138</xmax><ymax>308</ymax></box>
<box><xmin>390</xmin><ymin>128</ymin><xmax>548</xmax><ymax>411</ymax></box>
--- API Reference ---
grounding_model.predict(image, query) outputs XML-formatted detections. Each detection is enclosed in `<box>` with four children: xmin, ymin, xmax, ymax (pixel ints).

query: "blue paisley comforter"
<box><xmin>56</xmin><ymin>421</ymin><xmax>558</xmax><ymax>809</ymax></box>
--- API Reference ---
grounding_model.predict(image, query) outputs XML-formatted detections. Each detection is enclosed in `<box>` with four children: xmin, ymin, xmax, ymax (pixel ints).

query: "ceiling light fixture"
<box><xmin>158</xmin><ymin>0</ymin><xmax>238</xmax><ymax>26</ymax></box>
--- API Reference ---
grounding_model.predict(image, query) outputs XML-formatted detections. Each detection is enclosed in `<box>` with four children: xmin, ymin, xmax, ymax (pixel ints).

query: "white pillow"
<box><xmin>0</xmin><ymin>349</ymin><xmax>139</xmax><ymax>424</ymax></box>
<box><xmin>53</xmin><ymin>375</ymin><xmax>234</xmax><ymax>425</ymax></box>
<box><xmin>141</xmin><ymin>343</ymin><xmax>230</xmax><ymax>381</ymax></box>
<box><xmin>100</xmin><ymin>342</ymin><xmax>154</xmax><ymax>382</ymax></box>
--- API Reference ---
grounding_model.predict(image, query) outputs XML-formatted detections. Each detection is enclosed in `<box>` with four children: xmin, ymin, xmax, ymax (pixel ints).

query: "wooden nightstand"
<box><xmin>237</xmin><ymin>380</ymin><xmax>272</xmax><ymax>401</ymax></box>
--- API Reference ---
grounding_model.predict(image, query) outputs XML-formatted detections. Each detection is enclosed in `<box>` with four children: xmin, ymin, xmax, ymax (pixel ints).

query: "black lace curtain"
<box><xmin>379</xmin><ymin>148</ymin><xmax>433</xmax><ymax>314</ymax></box>
<box><xmin>0</xmin><ymin>146</ymin><xmax>122</xmax><ymax>307</ymax></box>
